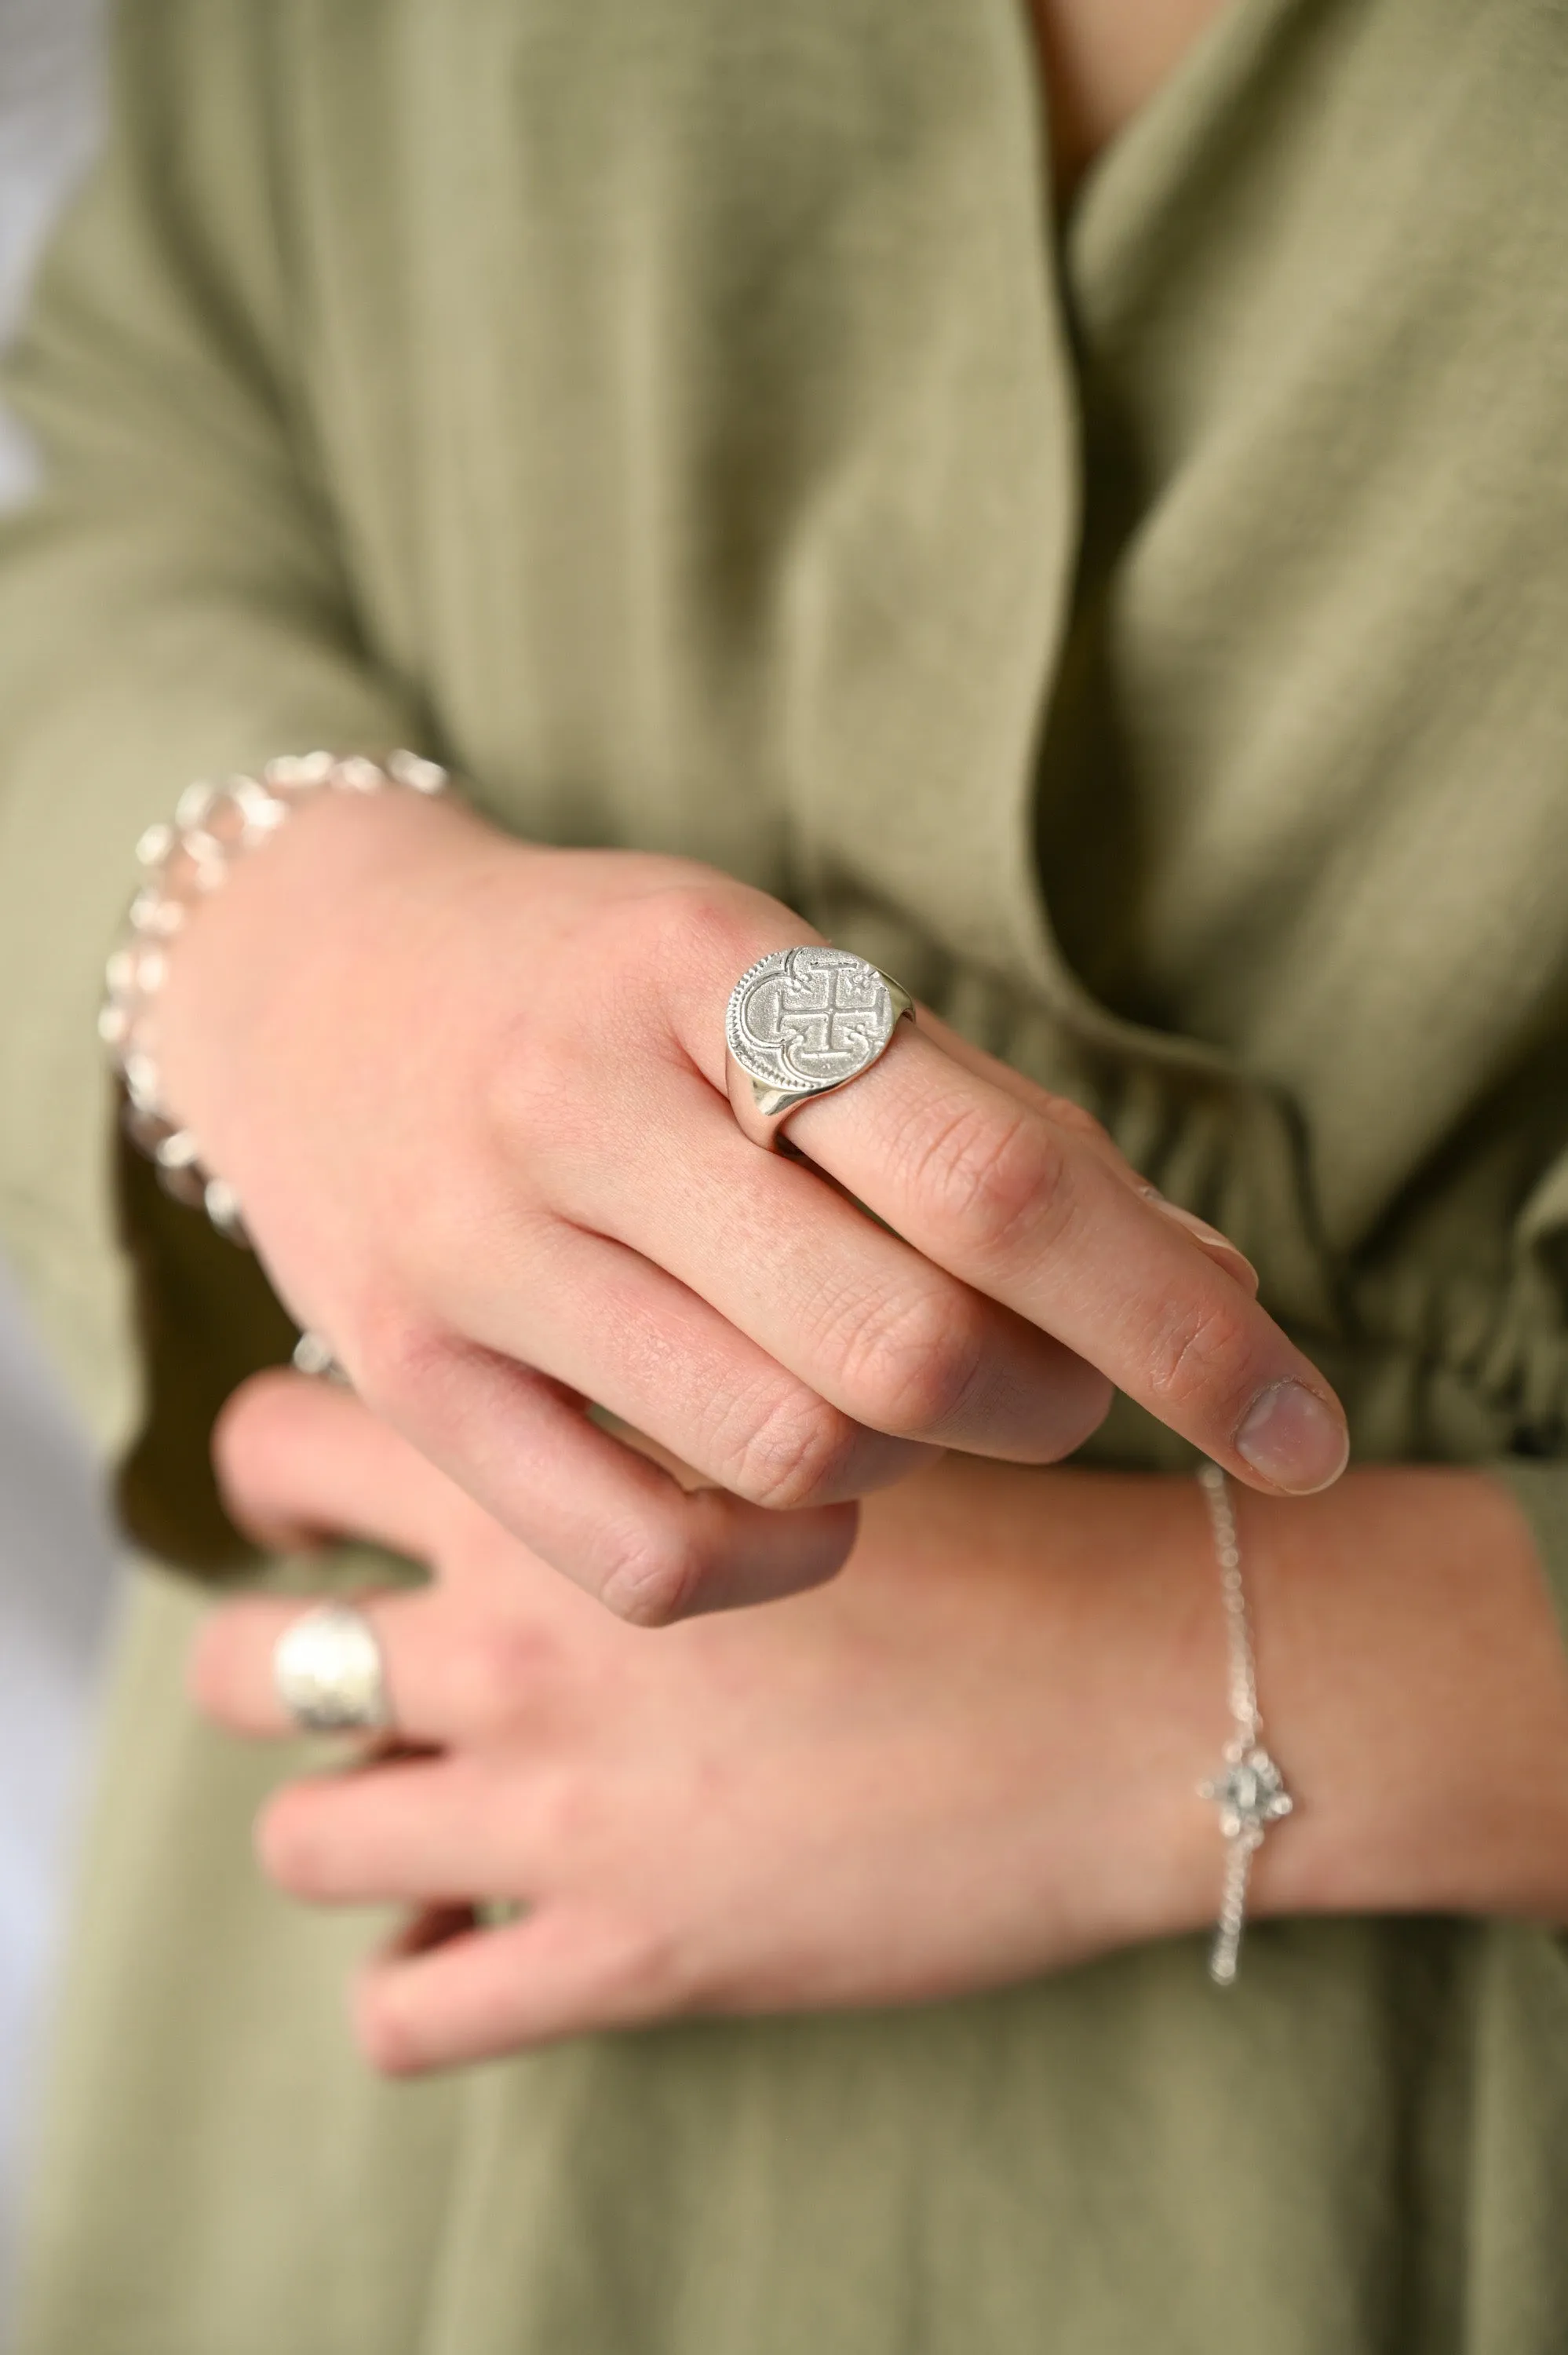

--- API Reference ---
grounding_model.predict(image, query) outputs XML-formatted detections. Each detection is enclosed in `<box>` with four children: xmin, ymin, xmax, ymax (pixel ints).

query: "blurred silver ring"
<box><xmin>293</xmin><ymin>1330</ymin><xmax>348</xmax><ymax>1383</ymax></box>
<box><xmin>724</xmin><ymin>945</ymin><xmax>914</xmax><ymax>1149</ymax></box>
<box><xmin>274</xmin><ymin>1601</ymin><xmax>391</xmax><ymax>1735</ymax></box>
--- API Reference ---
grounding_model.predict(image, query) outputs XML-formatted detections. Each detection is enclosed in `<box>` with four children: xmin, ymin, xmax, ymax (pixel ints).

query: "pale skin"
<box><xmin>171</xmin><ymin>0</ymin><xmax>1568</xmax><ymax>2070</ymax></box>
<box><xmin>158</xmin><ymin>785</ymin><xmax>1349</xmax><ymax>1626</ymax></box>
<box><xmin>192</xmin><ymin>1375</ymin><xmax>1568</xmax><ymax>2075</ymax></box>
<box><xmin>1030</xmin><ymin>0</ymin><xmax>1239</xmax><ymax>195</ymax></box>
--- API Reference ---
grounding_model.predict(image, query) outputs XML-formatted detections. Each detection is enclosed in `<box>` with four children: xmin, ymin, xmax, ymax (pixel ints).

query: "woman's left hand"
<box><xmin>192</xmin><ymin>1372</ymin><xmax>1224</xmax><ymax>2073</ymax></box>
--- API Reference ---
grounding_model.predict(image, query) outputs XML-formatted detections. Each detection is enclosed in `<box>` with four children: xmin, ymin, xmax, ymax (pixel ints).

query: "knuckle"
<box><xmin>910</xmin><ymin>1101</ymin><xmax>1067</xmax><ymax>1261</ymax></box>
<box><xmin>443</xmin><ymin>1619</ymin><xmax>560</xmax><ymax>1739</ymax></box>
<box><xmin>1142</xmin><ymin>1293</ymin><xmax>1254</xmax><ymax>1417</ymax></box>
<box><xmin>644</xmin><ymin>874</ymin><xmax>767</xmax><ymax>980</ymax></box>
<box><xmin>834</xmin><ymin>1281</ymin><xmax>989</xmax><ymax>1438</ymax></box>
<box><xmin>597</xmin><ymin>1516</ymin><xmax>707</xmax><ymax>1627</ymax></box>
<box><xmin>722</xmin><ymin>1383</ymin><xmax>859</xmax><ymax>1510</ymax></box>
<box><xmin>526</xmin><ymin>1767</ymin><xmax>597</xmax><ymax>1858</ymax></box>
<box><xmin>636</xmin><ymin>873</ymin><xmax>811</xmax><ymax>1052</ymax></box>
<box><xmin>1037</xmin><ymin>1092</ymin><xmax>1110</xmax><ymax>1147</ymax></box>
<box><xmin>348</xmin><ymin>1306</ymin><xmax>450</xmax><ymax>1424</ymax></box>
<box><xmin>598</xmin><ymin>1915</ymin><xmax>687</xmax><ymax>2015</ymax></box>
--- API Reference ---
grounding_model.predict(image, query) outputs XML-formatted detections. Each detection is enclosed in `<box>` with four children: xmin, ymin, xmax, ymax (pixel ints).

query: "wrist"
<box><xmin>876</xmin><ymin>1462</ymin><xmax>1240</xmax><ymax>1962</ymax></box>
<box><xmin>152</xmin><ymin>770</ymin><xmax>496</xmax><ymax>1171</ymax></box>
<box><xmin>1242</xmin><ymin>1467</ymin><xmax>1568</xmax><ymax>1926</ymax></box>
<box><xmin>1110</xmin><ymin>1473</ymin><xmax>1255</xmax><ymax>1957</ymax></box>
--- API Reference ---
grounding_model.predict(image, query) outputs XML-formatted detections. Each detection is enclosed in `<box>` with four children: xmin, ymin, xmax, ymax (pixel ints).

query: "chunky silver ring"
<box><xmin>724</xmin><ymin>946</ymin><xmax>915</xmax><ymax>1149</ymax></box>
<box><xmin>292</xmin><ymin>1329</ymin><xmax>347</xmax><ymax>1382</ymax></box>
<box><xmin>273</xmin><ymin>1601</ymin><xmax>392</xmax><ymax>1735</ymax></box>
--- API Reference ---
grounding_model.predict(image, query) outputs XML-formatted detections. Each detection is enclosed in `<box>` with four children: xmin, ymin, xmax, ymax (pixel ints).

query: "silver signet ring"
<box><xmin>274</xmin><ymin>1601</ymin><xmax>392</xmax><ymax>1735</ymax></box>
<box><xmin>724</xmin><ymin>945</ymin><xmax>915</xmax><ymax>1149</ymax></box>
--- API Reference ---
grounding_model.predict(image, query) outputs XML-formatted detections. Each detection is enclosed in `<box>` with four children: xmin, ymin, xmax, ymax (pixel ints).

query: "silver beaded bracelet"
<box><xmin>1195</xmin><ymin>1461</ymin><xmax>1295</xmax><ymax>1985</ymax></box>
<box><xmin>99</xmin><ymin>749</ymin><xmax>448</xmax><ymax>1246</ymax></box>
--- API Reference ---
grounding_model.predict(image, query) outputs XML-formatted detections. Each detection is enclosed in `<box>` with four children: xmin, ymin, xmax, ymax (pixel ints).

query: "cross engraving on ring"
<box><xmin>731</xmin><ymin>947</ymin><xmax>895</xmax><ymax>1093</ymax></box>
<box><xmin>770</xmin><ymin>962</ymin><xmax>883</xmax><ymax>1078</ymax></box>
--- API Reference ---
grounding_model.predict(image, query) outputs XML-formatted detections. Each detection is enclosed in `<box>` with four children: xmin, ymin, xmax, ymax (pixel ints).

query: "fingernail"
<box><xmin>1143</xmin><ymin>1191</ymin><xmax>1260</xmax><ymax>1294</ymax></box>
<box><xmin>1235</xmin><ymin>1381</ymin><xmax>1349</xmax><ymax>1495</ymax></box>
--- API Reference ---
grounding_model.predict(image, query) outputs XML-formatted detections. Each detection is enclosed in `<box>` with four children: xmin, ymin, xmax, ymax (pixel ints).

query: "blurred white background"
<box><xmin>0</xmin><ymin>0</ymin><xmax>117</xmax><ymax>2320</ymax></box>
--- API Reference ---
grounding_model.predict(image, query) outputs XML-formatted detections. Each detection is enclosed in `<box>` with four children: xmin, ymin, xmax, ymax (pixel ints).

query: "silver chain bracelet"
<box><xmin>99</xmin><ymin>749</ymin><xmax>448</xmax><ymax>1247</ymax></box>
<box><xmin>1195</xmin><ymin>1461</ymin><xmax>1295</xmax><ymax>1985</ymax></box>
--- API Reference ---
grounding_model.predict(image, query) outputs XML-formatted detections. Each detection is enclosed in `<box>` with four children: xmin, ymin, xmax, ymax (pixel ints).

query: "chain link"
<box><xmin>1195</xmin><ymin>1462</ymin><xmax>1295</xmax><ymax>1987</ymax></box>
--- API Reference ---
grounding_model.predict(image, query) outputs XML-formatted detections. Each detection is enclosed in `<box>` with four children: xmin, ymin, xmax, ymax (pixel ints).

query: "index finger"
<box><xmin>784</xmin><ymin>1026</ymin><xmax>1347</xmax><ymax>1497</ymax></box>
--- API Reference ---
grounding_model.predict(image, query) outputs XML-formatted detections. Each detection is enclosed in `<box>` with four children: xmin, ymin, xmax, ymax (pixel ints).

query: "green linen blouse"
<box><xmin>2</xmin><ymin>0</ymin><xmax>1567</xmax><ymax>2346</ymax></box>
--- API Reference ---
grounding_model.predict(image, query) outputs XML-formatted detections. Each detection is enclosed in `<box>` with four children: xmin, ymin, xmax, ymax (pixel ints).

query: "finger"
<box><xmin>193</xmin><ymin>1572</ymin><xmax>598</xmax><ymax>1748</ymax></box>
<box><xmin>354</xmin><ymin>1906</ymin><xmax>676</xmax><ymax>2072</ymax></box>
<box><xmin>913</xmin><ymin>1010</ymin><xmax>1259</xmax><ymax>1295</ymax></box>
<box><xmin>1128</xmin><ymin>1190</ymin><xmax>1260</xmax><ymax>1296</ymax></box>
<box><xmin>255</xmin><ymin>1754</ymin><xmax>515</xmax><ymax>1904</ymax></box>
<box><xmin>356</xmin><ymin>1331</ymin><xmax>857</xmax><ymax>1622</ymax></box>
<box><xmin>782</xmin><ymin>1027</ymin><xmax>1347</xmax><ymax>1495</ymax></box>
<box><xmin>447</xmin><ymin>1218</ymin><xmax>945</xmax><ymax>1509</ymax></box>
<box><xmin>191</xmin><ymin>1588</ymin><xmax>452</xmax><ymax>1743</ymax></box>
<box><xmin>656</xmin><ymin>911</ymin><xmax>1253</xmax><ymax>1291</ymax></box>
<box><xmin>655</xmin><ymin>936</ymin><xmax>1300</xmax><ymax>1483</ymax></box>
<box><xmin>531</xmin><ymin>1068</ymin><xmax>1112</xmax><ymax>1467</ymax></box>
<box><xmin>215</xmin><ymin>1371</ymin><xmax>460</xmax><ymax>1557</ymax></box>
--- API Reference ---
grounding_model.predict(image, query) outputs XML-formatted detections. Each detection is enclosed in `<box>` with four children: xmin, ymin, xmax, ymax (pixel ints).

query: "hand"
<box><xmin>159</xmin><ymin>786</ymin><xmax>1346</xmax><ymax>1619</ymax></box>
<box><xmin>192</xmin><ymin>1374</ymin><xmax>1224</xmax><ymax>2072</ymax></box>
<box><xmin>194</xmin><ymin>1378</ymin><xmax>1568</xmax><ymax>2074</ymax></box>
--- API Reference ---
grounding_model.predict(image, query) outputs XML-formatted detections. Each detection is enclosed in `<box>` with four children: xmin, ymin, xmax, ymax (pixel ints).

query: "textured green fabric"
<box><xmin>4</xmin><ymin>0</ymin><xmax>1568</xmax><ymax>2345</ymax></box>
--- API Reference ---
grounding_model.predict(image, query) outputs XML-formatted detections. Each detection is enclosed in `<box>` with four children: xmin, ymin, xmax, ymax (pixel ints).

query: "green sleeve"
<box><xmin>1486</xmin><ymin>1460</ymin><xmax>1568</xmax><ymax>1652</ymax></box>
<box><xmin>0</xmin><ymin>0</ymin><xmax>420</xmax><ymax>1568</ymax></box>
<box><xmin>1479</xmin><ymin>1141</ymin><xmax>1568</xmax><ymax>1653</ymax></box>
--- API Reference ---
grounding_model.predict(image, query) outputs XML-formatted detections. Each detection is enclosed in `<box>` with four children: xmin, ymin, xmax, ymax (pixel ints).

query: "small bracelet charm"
<box><xmin>1195</xmin><ymin>1461</ymin><xmax>1294</xmax><ymax>1986</ymax></box>
<box><xmin>99</xmin><ymin>749</ymin><xmax>447</xmax><ymax>1243</ymax></box>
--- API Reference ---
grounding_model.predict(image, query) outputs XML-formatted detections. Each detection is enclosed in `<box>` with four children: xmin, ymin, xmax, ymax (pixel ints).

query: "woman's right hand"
<box><xmin>158</xmin><ymin>783</ymin><xmax>1347</xmax><ymax>1621</ymax></box>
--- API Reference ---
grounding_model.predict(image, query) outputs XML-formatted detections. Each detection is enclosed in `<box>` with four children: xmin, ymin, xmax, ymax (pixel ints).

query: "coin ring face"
<box><xmin>726</xmin><ymin>947</ymin><xmax>897</xmax><ymax>1100</ymax></box>
<box><xmin>274</xmin><ymin>1601</ymin><xmax>391</xmax><ymax>1734</ymax></box>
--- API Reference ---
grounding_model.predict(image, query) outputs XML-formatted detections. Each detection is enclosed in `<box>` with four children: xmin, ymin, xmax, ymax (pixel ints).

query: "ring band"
<box><xmin>292</xmin><ymin>1329</ymin><xmax>348</xmax><ymax>1382</ymax></box>
<box><xmin>724</xmin><ymin>945</ymin><xmax>915</xmax><ymax>1148</ymax></box>
<box><xmin>273</xmin><ymin>1601</ymin><xmax>392</xmax><ymax>1735</ymax></box>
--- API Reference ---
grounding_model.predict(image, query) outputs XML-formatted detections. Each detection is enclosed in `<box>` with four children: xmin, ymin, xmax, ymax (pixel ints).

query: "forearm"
<box><xmin>847</xmin><ymin>1453</ymin><xmax>1568</xmax><ymax>1954</ymax></box>
<box><xmin>196</xmin><ymin>1386</ymin><xmax>1568</xmax><ymax>2058</ymax></box>
<box><xmin>977</xmin><ymin>1458</ymin><xmax>1568</xmax><ymax>1937</ymax></box>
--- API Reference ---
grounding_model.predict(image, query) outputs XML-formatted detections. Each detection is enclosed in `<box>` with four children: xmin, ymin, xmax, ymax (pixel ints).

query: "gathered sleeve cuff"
<box><xmin>1486</xmin><ymin>1459</ymin><xmax>1568</xmax><ymax>1655</ymax></box>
